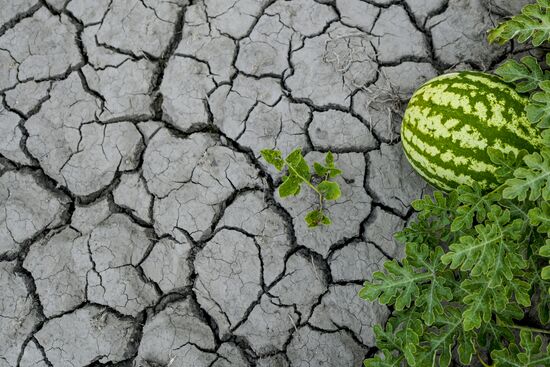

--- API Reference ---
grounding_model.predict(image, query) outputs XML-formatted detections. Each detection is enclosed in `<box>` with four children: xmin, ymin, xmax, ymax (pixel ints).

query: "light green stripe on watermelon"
<box><xmin>401</xmin><ymin>71</ymin><xmax>543</xmax><ymax>191</ymax></box>
<box><xmin>411</xmin><ymin>73</ymin><xmax>541</xmax><ymax>148</ymax></box>
<box><xmin>404</xmin><ymin>127</ymin><xmax>496</xmax><ymax>174</ymax></box>
<box><xmin>401</xmin><ymin>135</ymin><xmax>471</xmax><ymax>191</ymax></box>
<box><xmin>402</xmin><ymin>130</ymin><xmax>493</xmax><ymax>186</ymax></box>
<box><xmin>405</xmin><ymin>106</ymin><xmax>490</xmax><ymax>151</ymax></box>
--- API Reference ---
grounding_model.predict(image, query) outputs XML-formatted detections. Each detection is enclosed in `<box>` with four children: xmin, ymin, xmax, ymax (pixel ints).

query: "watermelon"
<box><xmin>401</xmin><ymin>71</ymin><xmax>543</xmax><ymax>191</ymax></box>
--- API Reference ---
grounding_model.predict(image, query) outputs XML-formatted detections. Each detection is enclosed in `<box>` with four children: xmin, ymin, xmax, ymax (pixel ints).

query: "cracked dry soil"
<box><xmin>0</xmin><ymin>0</ymin><xmax>533</xmax><ymax>366</ymax></box>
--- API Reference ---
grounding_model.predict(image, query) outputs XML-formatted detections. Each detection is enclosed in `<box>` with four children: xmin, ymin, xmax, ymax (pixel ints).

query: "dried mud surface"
<box><xmin>0</xmin><ymin>0</ymin><xmax>532</xmax><ymax>366</ymax></box>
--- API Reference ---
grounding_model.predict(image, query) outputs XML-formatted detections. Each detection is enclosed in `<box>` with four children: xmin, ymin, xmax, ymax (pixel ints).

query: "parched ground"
<box><xmin>0</xmin><ymin>0</ymin><xmax>533</xmax><ymax>366</ymax></box>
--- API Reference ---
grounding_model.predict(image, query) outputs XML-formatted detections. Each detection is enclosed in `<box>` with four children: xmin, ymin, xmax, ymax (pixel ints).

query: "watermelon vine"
<box><xmin>360</xmin><ymin>1</ymin><xmax>550</xmax><ymax>366</ymax></box>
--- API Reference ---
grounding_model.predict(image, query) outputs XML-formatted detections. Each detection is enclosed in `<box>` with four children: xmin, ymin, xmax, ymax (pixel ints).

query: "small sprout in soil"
<box><xmin>261</xmin><ymin>148</ymin><xmax>342</xmax><ymax>228</ymax></box>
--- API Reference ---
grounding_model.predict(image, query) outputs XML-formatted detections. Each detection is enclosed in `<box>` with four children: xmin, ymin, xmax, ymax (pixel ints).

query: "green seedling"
<box><xmin>261</xmin><ymin>148</ymin><xmax>342</xmax><ymax>228</ymax></box>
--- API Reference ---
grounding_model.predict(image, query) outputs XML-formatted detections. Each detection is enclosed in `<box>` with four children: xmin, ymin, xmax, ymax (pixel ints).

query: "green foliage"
<box><xmin>261</xmin><ymin>149</ymin><xmax>285</xmax><ymax>171</ymax></box>
<box><xmin>494</xmin><ymin>56</ymin><xmax>550</xmax><ymax>93</ymax></box>
<box><xmin>488</xmin><ymin>0</ymin><xmax>550</xmax><ymax>47</ymax></box>
<box><xmin>304</xmin><ymin>209</ymin><xmax>331</xmax><ymax>227</ymax></box>
<box><xmin>503</xmin><ymin>148</ymin><xmax>550</xmax><ymax>201</ymax></box>
<box><xmin>488</xmin><ymin>147</ymin><xmax>529</xmax><ymax>182</ymax></box>
<box><xmin>361</xmin><ymin>143</ymin><xmax>550</xmax><ymax>366</ymax></box>
<box><xmin>527</xmin><ymin>80</ymin><xmax>550</xmax><ymax>127</ymax></box>
<box><xmin>490</xmin><ymin>1</ymin><xmax>550</xmax><ymax>132</ymax></box>
<box><xmin>491</xmin><ymin>330</ymin><xmax>550</xmax><ymax>366</ymax></box>
<box><xmin>541</xmin><ymin>240</ymin><xmax>550</xmax><ymax>286</ymax></box>
<box><xmin>451</xmin><ymin>183</ymin><xmax>499</xmax><ymax>232</ymax></box>
<box><xmin>362</xmin><ymin>5</ymin><xmax>550</xmax><ymax>365</ymax></box>
<box><xmin>260</xmin><ymin>148</ymin><xmax>342</xmax><ymax>227</ymax></box>
<box><xmin>317</xmin><ymin>180</ymin><xmax>341</xmax><ymax>200</ymax></box>
<box><xmin>360</xmin><ymin>244</ymin><xmax>454</xmax><ymax>325</ymax></box>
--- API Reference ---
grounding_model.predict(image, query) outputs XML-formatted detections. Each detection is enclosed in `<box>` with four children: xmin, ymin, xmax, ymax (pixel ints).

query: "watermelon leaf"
<box><xmin>395</xmin><ymin>216</ymin><xmax>453</xmax><ymax>247</ymax></box>
<box><xmin>412</xmin><ymin>190</ymin><xmax>458</xmax><ymax>223</ymax></box>
<box><xmin>443</xmin><ymin>207</ymin><xmax>527</xmax><ymax>281</ymax></box>
<box><xmin>494</xmin><ymin>56</ymin><xmax>550</xmax><ymax>93</ymax></box>
<box><xmin>364</xmin><ymin>182</ymin><xmax>547</xmax><ymax>366</ymax></box>
<box><xmin>360</xmin><ymin>244</ymin><xmax>454</xmax><ymax>319</ymax></box>
<box><xmin>528</xmin><ymin>201</ymin><xmax>550</xmax><ymax>233</ymax></box>
<box><xmin>491</xmin><ymin>330</ymin><xmax>550</xmax><ymax>367</ymax></box>
<box><xmin>451</xmin><ymin>183</ymin><xmax>498</xmax><ymax>232</ymax></box>
<box><xmin>542</xmin><ymin>128</ymin><xmax>550</xmax><ymax>147</ymax></box>
<box><xmin>368</xmin><ymin>311</ymin><xmax>425</xmax><ymax>366</ymax></box>
<box><xmin>461</xmin><ymin>276</ymin><xmax>529</xmax><ymax>331</ymax></box>
<box><xmin>503</xmin><ymin>148</ymin><xmax>550</xmax><ymax>201</ymax></box>
<box><xmin>359</xmin><ymin>259</ymin><xmax>425</xmax><ymax>310</ymax></box>
<box><xmin>541</xmin><ymin>240</ymin><xmax>550</xmax><ymax>260</ymax></box>
<box><xmin>363</xmin><ymin>354</ymin><xmax>404</xmax><ymax>367</ymax></box>
<box><xmin>541</xmin><ymin>240</ymin><xmax>550</xmax><ymax>296</ymax></box>
<box><xmin>488</xmin><ymin>147</ymin><xmax>529</xmax><ymax>182</ymax></box>
<box><xmin>526</xmin><ymin>80</ymin><xmax>550</xmax><ymax>128</ymax></box>
<box><xmin>488</xmin><ymin>1</ymin><xmax>550</xmax><ymax>47</ymax></box>
<box><xmin>412</xmin><ymin>308</ymin><xmax>466</xmax><ymax>367</ymax></box>
<box><xmin>527</xmin><ymin>255</ymin><xmax>550</xmax><ymax>322</ymax></box>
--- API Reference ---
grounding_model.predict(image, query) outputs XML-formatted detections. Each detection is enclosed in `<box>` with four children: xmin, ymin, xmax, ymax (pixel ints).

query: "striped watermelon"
<box><xmin>401</xmin><ymin>71</ymin><xmax>543</xmax><ymax>191</ymax></box>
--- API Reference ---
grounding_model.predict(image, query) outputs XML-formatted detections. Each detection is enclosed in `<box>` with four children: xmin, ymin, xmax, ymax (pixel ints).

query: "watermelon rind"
<box><xmin>401</xmin><ymin>71</ymin><xmax>542</xmax><ymax>191</ymax></box>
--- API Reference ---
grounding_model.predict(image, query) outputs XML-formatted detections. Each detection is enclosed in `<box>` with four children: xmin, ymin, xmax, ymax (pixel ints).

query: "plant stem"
<box><xmin>284</xmin><ymin>158</ymin><xmax>325</xmax><ymax>213</ymax></box>
<box><xmin>477</xmin><ymin>353</ymin><xmax>492</xmax><ymax>367</ymax></box>
<box><xmin>503</xmin><ymin>323</ymin><xmax>550</xmax><ymax>335</ymax></box>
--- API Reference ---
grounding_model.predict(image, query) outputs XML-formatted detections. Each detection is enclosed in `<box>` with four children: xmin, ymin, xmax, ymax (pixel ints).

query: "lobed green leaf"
<box><xmin>412</xmin><ymin>308</ymin><xmax>464</xmax><ymax>367</ymax></box>
<box><xmin>491</xmin><ymin>330</ymin><xmax>550</xmax><ymax>367</ymax></box>
<box><xmin>528</xmin><ymin>201</ymin><xmax>550</xmax><ymax>233</ymax></box>
<box><xmin>543</xmin><ymin>128</ymin><xmax>550</xmax><ymax>147</ymax></box>
<box><xmin>542</xmin><ymin>241</ymin><xmax>550</xmax><ymax>291</ymax></box>
<box><xmin>488</xmin><ymin>1</ymin><xmax>550</xmax><ymax>47</ymax></box>
<box><xmin>494</xmin><ymin>56</ymin><xmax>550</xmax><ymax>93</ymax></box>
<box><xmin>412</xmin><ymin>190</ymin><xmax>458</xmax><ymax>222</ymax></box>
<box><xmin>526</xmin><ymin>80</ymin><xmax>550</xmax><ymax>128</ymax></box>
<box><xmin>360</xmin><ymin>244</ymin><xmax>454</xmax><ymax>324</ymax></box>
<box><xmin>451</xmin><ymin>183</ymin><xmax>498</xmax><ymax>232</ymax></box>
<box><xmin>488</xmin><ymin>147</ymin><xmax>529</xmax><ymax>182</ymax></box>
<box><xmin>442</xmin><ymin>207</ymin><xmax>527</xmax><ymax>280</ymax></box>
<box><xmin>528</xmin><ymin>255</ymin><xmax>550</xmax><ymax>322</ymax></box>
<box><xmin>503</xmin><ymin>148</ymin><xmax>550</xmax><ymax>201</ymax></box>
